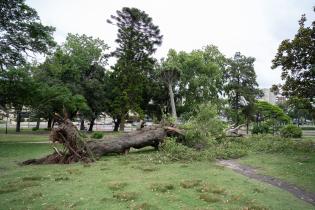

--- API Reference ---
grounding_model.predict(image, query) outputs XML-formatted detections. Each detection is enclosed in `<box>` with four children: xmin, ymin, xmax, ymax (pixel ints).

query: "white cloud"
<box><xmin>27</xmin><ymin>0</ymin><xmax>314</xmax><ymax>88</ymax></box>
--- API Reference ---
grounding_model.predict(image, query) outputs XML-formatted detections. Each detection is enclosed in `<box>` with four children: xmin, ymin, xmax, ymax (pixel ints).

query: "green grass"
<box><xmin>239</xmin><ymin>152</ymin><xmax>315</xmax><ymax>192</ymax></box>
<box><xmin>0</xmin><ymin>134</ymin><xmax>314</xmax><ymax>209</ymax></box>
<box><xmin>0</xmin><ymin>133</ymin><xmax>49</xmax><ymax>143</ymax></box>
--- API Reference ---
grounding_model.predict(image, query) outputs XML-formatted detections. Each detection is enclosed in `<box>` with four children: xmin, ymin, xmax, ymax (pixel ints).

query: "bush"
<box><xmin>161</xmin><ymin>137</ymin><xmax>214</xmax><ymax>161</ymax></box>
<box><xmin>182</xmin><ymin>103</ymin><xmax>226</xmax><ymax>148</ymax></box>
<box><xmin>91</xmin><ymin>132</ymin><xmax>104</xmax><ymax>139</ymax></box>
<box><xmin>252</xmin><ymin>124</ymin><xmax>269</xmax><ymax>134</ymax></box>
<box><xmin>280</xmin><ymin>125</ymin><xmax>302</xmax><ymax>138</ymax></box>
<box><xmin>161</xmin><ymin>114</ymin><xmax>176</xmax><ymax>126</ymax></box>
<box><xmin>248</xmin><ymin>135</ymin><xmax>294</xmax><ymax>153</ymax></box>
<box><xmin>32</xmin><ymin>127</ymin><xmax>39</xmax><ymax>131</ymax></box>
<box><xmin>214</xmin><ymin>138</ymin><xmax>248</xmax><ymax>159</ymax></box>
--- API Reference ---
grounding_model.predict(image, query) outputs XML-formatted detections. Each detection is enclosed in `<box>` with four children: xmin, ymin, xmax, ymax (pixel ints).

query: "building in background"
<box><xmin>260</xmin><ymin>88</ymin><xmax>277</xmax><ymax>104</ymax></box>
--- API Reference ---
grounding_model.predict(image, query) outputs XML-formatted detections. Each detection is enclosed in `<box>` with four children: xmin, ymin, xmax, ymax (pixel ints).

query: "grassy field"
<box><xmin>239</xmin><ymin>152</ymin><xmax>315</xmax><ymax>192</ymax></box>
<box><xmin>0</xmin><ymin>134</ymin><xmax>314</xmax><ymax>210</ymax></box>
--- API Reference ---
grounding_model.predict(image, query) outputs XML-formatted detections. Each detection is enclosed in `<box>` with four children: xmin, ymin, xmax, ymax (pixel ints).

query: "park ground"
<box><xmin>0</xmin><ymin>130</ymin><xmax>314</xmax><ymax>210</ymax></box>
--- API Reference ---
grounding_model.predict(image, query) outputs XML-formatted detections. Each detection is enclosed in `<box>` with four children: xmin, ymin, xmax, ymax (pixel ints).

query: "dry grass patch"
<box><xmin>0</xmin><ymin>180</ymin><xmax>40</xmax><ymax>194</ymax></box>
<box><xmin>113</xmin><ymin>191</ymin><xmax>138</xmax><ymax>201</ymax></box>
<box><xmin>180</xmin><ymin>179</ymin><xmax>202</xmax><ymax>189</ymax></box>
<box><xmin>196</xmin><ymin>183</ymin><xmax>225</xmax><ymax>195</ymax></box>
<box><xmin>131</xmin><ymin>202</ymin><xmax>160</xmax><ymax>210</ymax></box>
<box><xmin>199</xmin><ymin>193</ymin><xmax>221</xmax><ymax>203</ymax></box>
<box><xmin>150</xmin><ymin>183</ymin><xmax>175</xmax><ymax>193</ymax></box>
<box><xmin>54</xmin><ymin>176</ymin><xmax>70</xmax><ymax>181</ymax></box>
<box><xmin>66</xmin><ymin>168</ymin><xmax>81</xmax><ymax>175</ymax></box>
<box><xmin>22</xmin><ymin>176</ymin><xmax>48</xmax><ymax>181</ymax></box>
<box><xmin>107</xmin><ymin>181</ymin><xmax>128</xmax><ymax>191</ymax></box>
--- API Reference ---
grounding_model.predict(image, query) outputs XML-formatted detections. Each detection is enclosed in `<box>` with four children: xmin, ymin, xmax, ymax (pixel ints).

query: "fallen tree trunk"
<box><xmin>22</xmin><ymin>117</ymin><xmax>183</xmax><ymax>165</ymax></box>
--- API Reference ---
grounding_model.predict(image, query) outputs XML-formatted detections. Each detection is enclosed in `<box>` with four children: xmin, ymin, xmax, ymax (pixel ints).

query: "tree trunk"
<box><xmin>88</xmin><ymin>118</ymin><xmax>95</xmax><ymax>132</ymax></box>
<box><xmin>47</xmin><ymin>118</ymin><xmax>52</xmax><ymax>130</ymax></box>
<box><xmin>22</xmin><ymin>119</ymin><xmax>184</xmax><ymax>165</ymax></box>
<box><xmin>80</xmin><ymin>119</ymin><xmax>85</xmax><ymax>131</ymax></box>
<box><xmin>87</xmin><ymin>126</ymin><xmax>169</xmax><ymax>156</ymax></box>
<box><xmin>113</xmin><ymin>117</ymin><xmax>121</xmax><ymax>132</ymax></box>
<box><xmin>235</xmin><ymin>92</ymin><xmax>240</xmax><ymax>125</ymax></box>
<box><xmin>168</xmin><ymin>83</ymin><xmax>177</xmax><ymax>120</ymax></box>
<box><xmin>16</xmin><ymin>110</ymin><xmax>21</xmax><ymax>132</ymax></box>
<box><xmin>119</xmin><ymin>115</ymin><xmax>125</xmax><ymax>131</ymax></box>
<box><xmin>36</xmin><ymin>118</ymin><xmax>40</xmax><ymax>129</ymax></box>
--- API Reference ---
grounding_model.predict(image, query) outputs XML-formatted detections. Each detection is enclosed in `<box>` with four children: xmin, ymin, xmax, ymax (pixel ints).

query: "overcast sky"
<box><xmin>26</xmin><ymin>0</ymin><xmax>314</xmax><ymax>88</ymax></box>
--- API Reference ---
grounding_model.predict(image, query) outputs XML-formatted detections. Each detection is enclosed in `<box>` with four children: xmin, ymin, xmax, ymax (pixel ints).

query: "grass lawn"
<box><xmin>239</xmin><ymin>152</ymin><xmax>315</xmax><ymax>192</ymax></box>
<box><xmin>0</xmin><ymin>134</ymin><xmax>314</xmax><ymax>209</ymax></box>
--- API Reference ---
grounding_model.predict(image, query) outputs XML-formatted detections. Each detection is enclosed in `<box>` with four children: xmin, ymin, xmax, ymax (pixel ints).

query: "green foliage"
<box><xmin>214</xmin><ymin>138</ymin><xmax>248</xmax><ymax>159</ymax></box>
<box><xmin>280</xmin><ymin>125</ymin><xmax>302</xmax><ymax>138</ymax></box>
<box><xmin>224</xmin><ymin>52</ymin><xmax>261</xmax><ymax>125</ymax></box>
<box><xmin>0</xmin><ymin>0</ymin><xmax>56</xmax><ymax>70</ymax></box>
<box><xmin>271</xmin><ymin>8</ymin><xmax>315</xmax><ymax>115</ymax></box>
<box><xmin>164</xmin><ymin>46</ymin><xmax>225</xmax><ymax>116</ymax></box>
<box><xmin>252</xmin><ymin>123</ymin><xmax>270</xmax><ymax>134</ymax></box>
<box><xmin>91</xmin><ymin>132</ymin><xmax>104</xmax><ymax>139</ymax></box>
<box><xmin>160</xmin><ymin>114</ymin><xmax>176</xmax><ymax>126</ymax></box>
<box><xmin>161</xmin><ymin>137</ymin><xmax>214</xmax><ymax>161</ymax></box>
<box><xmin>0</xmin><ymin>67</ymin><xmax>36</xmax><ymax>109</ymax></box>
<box><xmin>182</xmin><ymin>103</ymin><xmax>226</xmax><ymax>148</ymax></box>
<box><xmin>33</xmin><ymin>33</ymin><xmax>108</xmax><ymax>125</ymax></box>
<box><xmin>255</xmin><ymin>101</ymin><xmax>290</xmax><ymax>133</ymax></box>
<box><xmin>107</xmin><ymin>7</ymin><xmax>163</xmax><ymax>128</ymax></box>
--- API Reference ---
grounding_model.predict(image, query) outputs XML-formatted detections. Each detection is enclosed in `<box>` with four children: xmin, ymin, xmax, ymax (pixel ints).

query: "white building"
<box><xmin>261</xmin><ymin>88</ymin><xmax>277</xmax><ymax>104</ymax></box>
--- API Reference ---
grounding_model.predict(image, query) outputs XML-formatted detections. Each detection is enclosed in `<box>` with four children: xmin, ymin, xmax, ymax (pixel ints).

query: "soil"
<box><xmin>217</xmin><ymin>159</ymin><xmax>315</xmax><ymax>206</ymax></box>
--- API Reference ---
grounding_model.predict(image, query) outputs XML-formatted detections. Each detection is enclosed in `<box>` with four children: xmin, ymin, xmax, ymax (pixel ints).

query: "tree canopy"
<box><xmin>224</xmin><ymin>52</ymin><xmax>261</xmax><ymax>126</ymax></box>
<box><xmin>107</xmin><ymin>7</ymin><xmax>163</xmax><ymax>130</ymax></box>
<box><xmin>0</xmin><ymin>0</ymin><xmax>56</xmax><ymax>70</ymax></box>
<box><xmin>272</xmin><ymin>8</ymin><xmax>315</xmax><ymax>102</ymax></box>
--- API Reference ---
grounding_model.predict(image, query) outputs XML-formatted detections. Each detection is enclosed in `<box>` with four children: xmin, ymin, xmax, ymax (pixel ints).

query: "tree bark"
<box><xmin>36</xmin><ymin>118</ymin><xmax>40</xmax><ymax>130</ymax></box>
<box><xmin>88</xmin><ymin>118</ymin><xmax>95</xmax><ymax>132</ymax></box>
<box><xmin>80</xmin><ymin>119</ymin><xmax>85</xmax><ymax>131</ymax></box>
<box><xmin>47</xmin><ymin>118</ymin><xmax>52</xmax><ymax>130</ymax></box>
<box><xmin>168</xmin><ymin>83</ymin><xmax>177</xmax><ymax>120</ymax></box>
<box><xmin>113</xmin><ymin>118</ymin><xmax>120</xmax><ymax>132</ymax></box>
<box><xmin>87</xmin><ymin>126</ymin><xmax>169</xmax><ymax>156</ymax></box>
<box><xmin>119</xmin><ymin>115</ymin><xmax>125</xmax><ymax>131</ymax></box>
<box><xmin>16</xmin><ymin>110</ymin><xmax>21</xmax><ymax>132</ymax></box>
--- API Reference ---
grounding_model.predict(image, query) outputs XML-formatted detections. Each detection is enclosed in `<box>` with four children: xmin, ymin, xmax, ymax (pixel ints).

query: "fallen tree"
<box><xmin>22</xmin><ymin>116</ymin><xmax>183</xmax><ymax>165</ymax></box>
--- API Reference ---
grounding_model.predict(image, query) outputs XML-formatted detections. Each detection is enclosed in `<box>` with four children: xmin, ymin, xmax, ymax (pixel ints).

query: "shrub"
<box><xmin>32</xmin><ymin>127</ymin><xmax>39</xmax><ymax>131</ymax></box>
<box><xmin>91</xmin><ymin>131</ymin><xmax>104</xmax><ymax>139</ymax></box>
<box><xmin>161</xmin><ymin>137</ymin><xmax>214</xmax><ymax>161</ymax></box>
<box><xmin>161</xmin><ymin>114</ymin><xmax>176</xmax><ymax>126</ymax></box>
<box><xmin>182</xmin><ymin>103</ymin><xmax>226</xmax><ymax>148</ymax></box>
<box><xmin>280</xmin><ymin>125</ymin><xmax>302</xmax><ymax>138</ymax></box>
<box><xmin>252</xmin><ymin>124</ymin><xmax>269</xmax><ymax>134</ymax></box>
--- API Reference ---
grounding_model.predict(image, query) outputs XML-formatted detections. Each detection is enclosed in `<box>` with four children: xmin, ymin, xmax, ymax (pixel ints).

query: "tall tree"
<box><xmin>163</xmin><ymin>45</ymin><xmax>225</xmax><ymax>118</ymax></box>
<box><xmin>0</xmin><ymin>66</ymin><xmax>36</xmax><ymax>132</ymax></box>
<box><xmin>34</xmin><ymin>34</ymin><xmax>109</xmax><ymax>131</ymax></box>
<box><xmin>224</xmin><ymin>52</ymin><xmax>260</xmax><ymax>128</ymax></box>
<box><xmin>272</xmin><ymin>7</ymin><xmax>315</xmax><ymax>118</ymax></box>
<box><xmin>157</xmin><ymin>52</ymin><xmax>181</xmax><ymax>120</ymax></box>
<box><xmin>107</xmin><ymin>7</ymin><xmax>163</xmax><ymax>131</ymax></box>
<box><xmin>0</xmin><ymin>0</ymin><xmax>55</xmax><ymax>70</ymax></box>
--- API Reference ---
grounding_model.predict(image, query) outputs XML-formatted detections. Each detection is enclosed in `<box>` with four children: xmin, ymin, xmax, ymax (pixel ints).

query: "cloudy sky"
<box><xmin>26</xmin><ymin>0</ymin><xmax>314</xmax><ymax>88</ymax></box>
